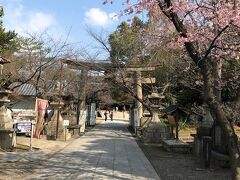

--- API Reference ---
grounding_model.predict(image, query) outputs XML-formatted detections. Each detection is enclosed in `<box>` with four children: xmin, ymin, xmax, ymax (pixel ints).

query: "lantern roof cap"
<box><xmin>0</xmin><ymin>56</ymin><xmax>11</xmax><ymax>64</ymax></box>
<box><xmin>147</xmin><ymin>87</ymin><xmax>165</xmax><ymax>99</ymax></box>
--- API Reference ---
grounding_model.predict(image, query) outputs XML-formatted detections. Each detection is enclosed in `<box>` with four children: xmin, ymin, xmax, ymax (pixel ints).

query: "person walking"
<box><xmin>110</xmin><ymin>111</ymin><xmax>113</xmax><ymax>121</ymax></box>
<box><xmin>104</xmin><ymin>111</ymin><xmax>107</xmax><ymax>121</ymax></box>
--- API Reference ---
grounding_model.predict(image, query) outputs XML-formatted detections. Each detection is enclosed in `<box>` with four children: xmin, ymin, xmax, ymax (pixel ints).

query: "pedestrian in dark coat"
<box><xmin>110</xmin><ymin>111</ymin><xmax>113</xmax><ymax>121</ymax></box>
<box><xmin>104</xmin><ymin>111</ymin><xmax>107</xmax><ymax>121</ymax></box>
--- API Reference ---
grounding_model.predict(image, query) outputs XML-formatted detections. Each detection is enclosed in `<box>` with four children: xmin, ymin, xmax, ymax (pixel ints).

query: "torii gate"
<box><xmin>64</xmin><ymin>59</ymin><xmax>158</xmax><ymax>127</ymax></box>
<box><xmin>127</xmin><ymin>66</ymin><xmax>156</xmax><ymax>126</ymax></box>
<box><xmin>64</xmin><ymin>60</ymin><xmax>115</xmax><ymax>130</ymax></box>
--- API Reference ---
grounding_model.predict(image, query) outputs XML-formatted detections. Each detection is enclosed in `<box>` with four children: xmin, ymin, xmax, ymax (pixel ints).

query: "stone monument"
<box><xmin>142</xmin><ymin>88</ymin><xmax>171</xmax><ymax>143</ymax></box>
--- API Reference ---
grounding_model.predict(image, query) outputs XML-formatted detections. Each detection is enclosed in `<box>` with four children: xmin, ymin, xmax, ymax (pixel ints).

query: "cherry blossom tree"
<box><xmin>104</xmin><ymin>0</ymin><xmax>240</xmax><ymax>179</ymax></box>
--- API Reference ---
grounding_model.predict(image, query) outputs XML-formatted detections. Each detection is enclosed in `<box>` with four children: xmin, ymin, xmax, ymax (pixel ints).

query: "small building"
<box><xmin>8</xmin><ymin>83</ymin><xmax>37</xmax><ymax>123</ymax></box>
<box><xmin>9</xmin><ymin>83</ymin><xmax>36</xmax><ymax>111</ymax></box>
<box><xmin>163</xmin><ymin>105</ymin><xmax>187</xmax><ymax>139</ymax></box>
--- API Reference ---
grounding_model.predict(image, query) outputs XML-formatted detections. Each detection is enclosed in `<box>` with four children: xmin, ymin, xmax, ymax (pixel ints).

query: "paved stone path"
<box><xmin>2</xmin><ymin>120</ymin><xmax>160</xmax><ymax>180</ymax></box>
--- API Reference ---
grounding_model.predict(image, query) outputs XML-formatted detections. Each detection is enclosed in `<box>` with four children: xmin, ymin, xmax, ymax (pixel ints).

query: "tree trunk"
<box><xmin>201</xmin><ymin>64</ymin><xmax>240</xmax><ymax>180</ymax></box>
<box><xmin>158</xmin><ymin>1</ymin><xmax>240</xmax><ymax>178</ymax></box>
<box><xmin>212</xmin><ymin>59</ymin><xmax>222</xmax><ymax>101</ymax></box>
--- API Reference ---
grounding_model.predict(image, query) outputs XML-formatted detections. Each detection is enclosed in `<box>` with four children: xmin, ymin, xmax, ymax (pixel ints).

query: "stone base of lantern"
<box><xmin>46</xmin><ymin>124</ymin><xmax>71</xmax><ymax>141</ymax></box>
<box><xmin>46</xmin><ymin>109</ymin><xmax>71</xmax><ymax>141</ymax></box>
<box><xmin>0</xmin><ymin>130</ymin><xmax>15</xmax><ymax>150</ymax></box>
<box><xmin>56</xmin><ymin>129</ymin><xmax>71</xmax><ymax>141</ymax></box>
<box><xmin>141</xmin><ymin>122</ymin><xmax>171</xmax><ymax>143</ymax></box>
<box><xmin>0</xmin><ymin>105</ymin><xmax>15</xmax><ymax>150</ymax></box>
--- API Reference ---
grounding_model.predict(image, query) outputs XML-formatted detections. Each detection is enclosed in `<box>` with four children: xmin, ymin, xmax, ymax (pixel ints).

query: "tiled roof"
<box><xmin>10</xmin><ymin>83</ymin><xmax>36</xmax><ymax>96</ymax></box>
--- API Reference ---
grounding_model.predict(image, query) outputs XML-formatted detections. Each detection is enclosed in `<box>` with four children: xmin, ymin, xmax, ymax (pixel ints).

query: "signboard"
<box><xmin>15</xmin><ymin>121</ymin><xmax>34</xmax><ymax>150</ymax></box>
<box><xmin>16</xmin><ymin>122</ymin><xmax>32</xmax><ymax>133</ymax></box>
<box><xmin>167</xmin><ymin>115</ymin><xmax>176</xmax><ymax>125</ymax></box>
<box><xmin>63</xmin><ymin>120</ymin><xmax>70</xmax><ymax>126</ymax></box>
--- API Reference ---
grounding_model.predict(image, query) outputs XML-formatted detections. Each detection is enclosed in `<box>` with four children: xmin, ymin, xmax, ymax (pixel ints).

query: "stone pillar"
<box><xmin>135</xmin><ymin>71</ymin><xmax>143</xmax><ymax>126</ymax></box>
<box><xmin>78</xmin><ymin>68</ymin><xmax>88</xmax><ymax>132</ymax></box>
<box><xmin>79</xmin><ymin>68</ymin><xmax>88</xmax><ymax>110</ymax></box>
<box><xmin>0</xmin><ymin>90</ymin><xmax>15</xmax><ymax>150</ymax></box>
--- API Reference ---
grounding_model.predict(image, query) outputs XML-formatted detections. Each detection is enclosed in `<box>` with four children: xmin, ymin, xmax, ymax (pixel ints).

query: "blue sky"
<box><xmin>0</xmin><ymin>0</ymin><xmax>137</xmax><ymax>59</ymax></box>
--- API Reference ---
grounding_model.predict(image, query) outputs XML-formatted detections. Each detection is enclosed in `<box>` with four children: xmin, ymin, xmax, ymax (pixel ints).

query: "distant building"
<box><xmin>8</xmin><ymin>83</ymin><xmax>37</xmax><ymax>121</ymax></box>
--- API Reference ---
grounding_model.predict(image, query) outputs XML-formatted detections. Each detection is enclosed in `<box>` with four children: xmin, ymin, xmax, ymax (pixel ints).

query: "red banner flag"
<box><xmin>34</xmin><ymin>98</ymin><xmax>48</xmax><ymax>139</ymax></box>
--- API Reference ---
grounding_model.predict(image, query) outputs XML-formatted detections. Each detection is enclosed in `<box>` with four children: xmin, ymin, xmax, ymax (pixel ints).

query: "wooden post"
<box><xmin>30</xmin><ymin>122</ymin><xmax>33</xmax><ymax>150</ymax></box>
<box><xmin>175</xmin><ymin>111</ymin><xmax>180</xmax><ymax>140</ymax></box>
<box><xmin>176</xmin><ymin>121</ymin><xmax>179</xmax><ymax>140</ymax></box>
<box><xmin>168</xmin><ymin>115</ymin><xmax>176</xmax><ymax>139</ymax></box>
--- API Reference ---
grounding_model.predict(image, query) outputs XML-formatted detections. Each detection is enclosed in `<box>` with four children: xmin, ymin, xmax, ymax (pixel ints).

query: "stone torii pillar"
<box><xmin>135</xmin><ymin>71</ymin><xmax>143</xmax><ymax>123</ymax></box>
<box><xmin>78</xmin><ymin>67</ymin><xmax>88</xmax><ymax>133</ymax></box>
<box><xmin>127</xmin><ymin>66</ymin><xmax>156</xmax><ymax>126</ymax></box>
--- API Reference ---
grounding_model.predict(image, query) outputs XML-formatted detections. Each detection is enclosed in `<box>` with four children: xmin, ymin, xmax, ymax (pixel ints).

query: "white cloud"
<box><xmin>2</xmin><ymin>1</ymin><xmax>61</xmax><ymax>39</ymax></box>
<box><xmin>27</xmin><ymin>12</ymin><xmax>56</xmax><ymax>32</ymax></box>
<box><xmin>85</xmin><ymin>8</ymin><xmax>117</xmax><ymax>27</ymax></box>
<box><xmin>12</xmin><ymin>4</ymin><xmax>23</xmax><ymax>18</ymax></box>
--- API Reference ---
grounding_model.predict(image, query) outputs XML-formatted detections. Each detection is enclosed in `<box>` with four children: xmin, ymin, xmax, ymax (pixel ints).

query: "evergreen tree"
<box><xmin>0</xmin><ymin>7</ymin><xmax>18</xmax><ymax>55</ymax></box>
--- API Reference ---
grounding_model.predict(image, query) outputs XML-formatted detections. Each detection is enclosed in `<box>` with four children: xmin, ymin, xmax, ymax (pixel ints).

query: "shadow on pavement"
<box><xmin>0</xmin><ymin>120</ymin><xmax>159</xmax><ymax>180</ymax></box>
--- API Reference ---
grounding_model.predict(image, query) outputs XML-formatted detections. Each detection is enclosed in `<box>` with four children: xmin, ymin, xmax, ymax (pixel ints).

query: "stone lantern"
<box><xmin>46</xmin><ymin>81</ymin><xmax>71</xmax><ymax>141</ymax></box>
<box><xmin>0</xmin><ymin>57</ymin><xmax>15</xmax><ymax>150</ymax></box>
<box><xmin>46</xmin><ymin>100</ymin><xmax>64</xmax><ymax>139</ymax></box>
<box><xmin>147</xmin><ymin>87</ymin><xmax>165</xmax><ymax>123</ymax></box>
<box><xmin>142</xmin><ymin>87</ymin><xmax>171</xmax><ymax>143</ymax></box>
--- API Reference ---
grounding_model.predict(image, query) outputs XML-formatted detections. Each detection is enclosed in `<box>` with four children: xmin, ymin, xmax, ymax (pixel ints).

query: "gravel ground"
<box><xmin>136</xmin><ymin>139</ymin><xmax>231</xmax><ymax>180</ymax></box>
